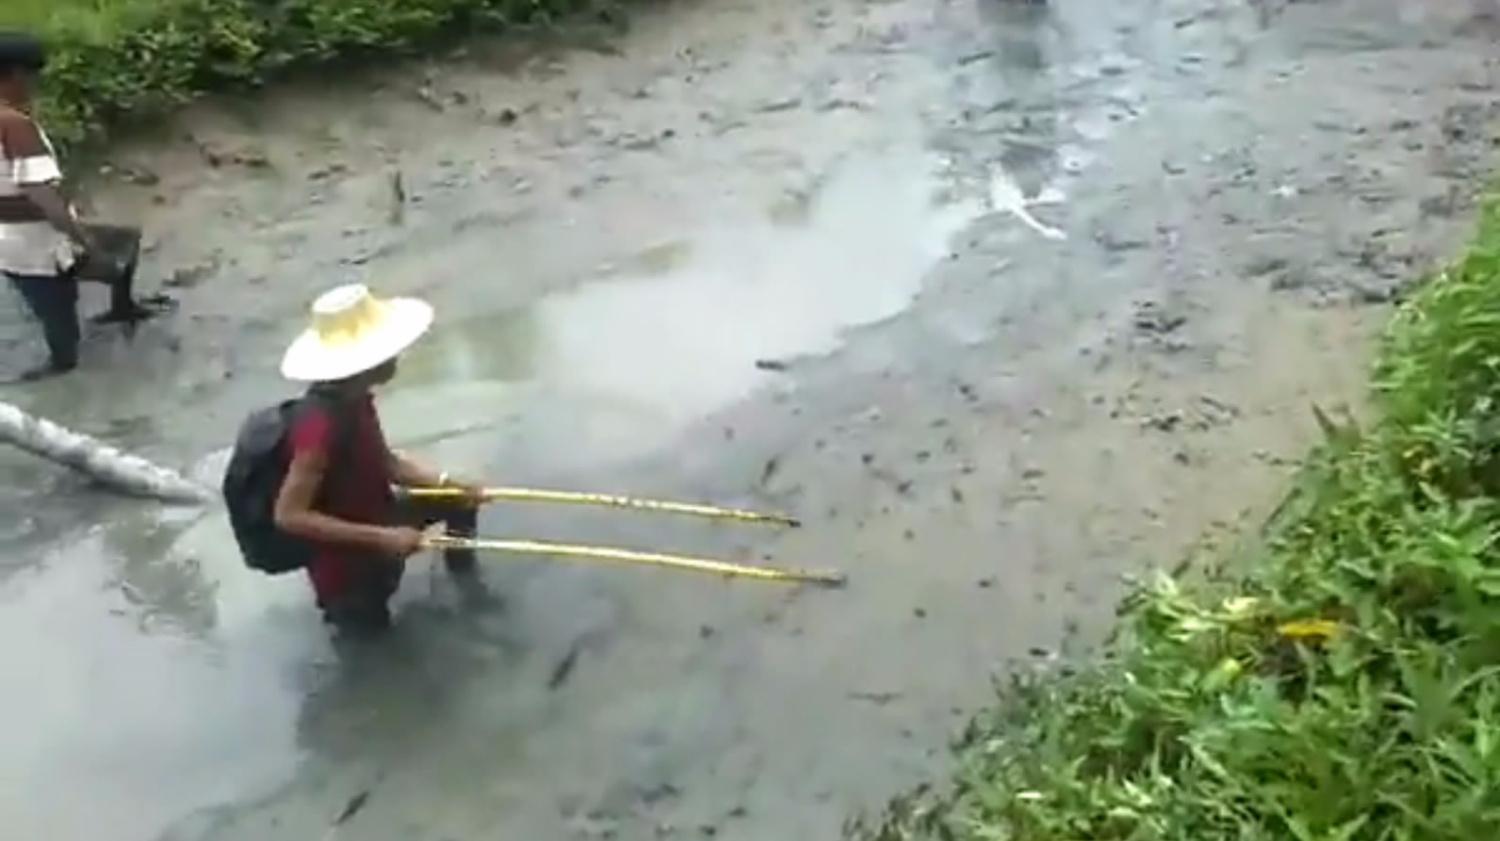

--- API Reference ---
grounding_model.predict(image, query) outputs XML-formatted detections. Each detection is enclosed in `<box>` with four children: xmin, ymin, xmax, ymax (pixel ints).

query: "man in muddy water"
<box><xmin>273</xmin><ymin>283</ymin><xmax>495</xmax><ymax>636</ymax></box>
<box><xmin>0</xmin><ymin>31</ymin><xmax>149</xmax><ymax>381</ymax></box>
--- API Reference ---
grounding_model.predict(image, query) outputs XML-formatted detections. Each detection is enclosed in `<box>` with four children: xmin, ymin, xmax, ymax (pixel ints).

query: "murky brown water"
<box><xmin>1</xmin><ymin>0</ymin><xmax>1497</xmax><ymax>838</ymax></box>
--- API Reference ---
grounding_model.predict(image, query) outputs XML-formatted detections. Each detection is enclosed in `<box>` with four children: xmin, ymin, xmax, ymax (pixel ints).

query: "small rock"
<box><xmin>699</xmin><ymin>625</ymin><xmax>715</xmax><ymax>639</ymax></box>
<box><xmin>639</xmin><ymin>783</ymin><xmax>681</xmax><ymax>805</ymax></box>
<box><xmin>1143</xmin><ymin>411</ymin><xmax>1184</xmax><ymax>432</ymax></box>
<box><xmin>757</xmin><ymin>97</ymin><xmax>802</xmax><ymax>113</ymax></box>
<box><xmin>164</xmin><ymin>262</ymin><xmax>217</xmax><ymax>289</ymax></box>
<box><xmin>118</xmin><ymin>165</ymin><xmax>160</xmax><ymax>186</ymax></box>
<box><xmin>1096</xmin><ymin>230</ymin><xmax>1148</xmax><ymax>252</ymax></box>
<box><xmin>817</xmin><ymin>97</ymin><xmax>868</xmax><ymax>112</ymax></box>
<box><xmin>309</xmin><ymin>163</ymin><xmax>349</xmax><ymax>181</ymax></box>
<box><xmin>1244</xmin><ymin>254</ymin><xmax>1290</xmax><ymax>277</ymax></box>
<box><xmin>415</xmin><ymin>85</ymin><xmax>445</xmax><ymax>111</ymax></box>
<box><xmin>1133</xmin><ymin>300</ymin><xmax>1186</xmax><ymax>334</ymax></box>
<box><xmin>977</xmin><ymin>577</ymin><xmax>995</xmax><ymax>588</ymax></box>
<box><xmin>619</xmin><ymin>133</ymin><xmax>664</xmax><ymax>151</ymax></box>
<box><xmin>234</xmin><ymin>151</ymin><xmax>271</xmax><ymax>169</ymax></box>
<box><xmin>913</xmin><ymin>607</ymin><xmax>927</xmax><ymax>619</ymax></box>
<box><xmin>754</xmin><ymin>358</ymin><xmax>789</xmax><ymax>372</ymax></box>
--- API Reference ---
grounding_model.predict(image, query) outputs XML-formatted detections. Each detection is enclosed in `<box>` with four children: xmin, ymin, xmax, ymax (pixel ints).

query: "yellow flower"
<box><xmin>1277</xmin><ymin>619</ymin><xmax>1342</xmax><ymax>641</ymax></box>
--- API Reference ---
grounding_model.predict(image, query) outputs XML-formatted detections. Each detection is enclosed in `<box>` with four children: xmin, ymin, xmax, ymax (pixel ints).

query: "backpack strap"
<box><xmin>303</xmin><ymin>386</ymin><xmax>361</xmax><ymax>463</ymax></box>
<box><xmin>298</xmin><ymin>387</ymin><xmax>364</xmax><ymax>509</ymax></box>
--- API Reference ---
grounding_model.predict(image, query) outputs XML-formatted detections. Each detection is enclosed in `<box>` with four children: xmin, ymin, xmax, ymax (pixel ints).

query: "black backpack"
<box><xmin>222</xmin><ymin>392</ymin><xmax>350</xmax><ymax>574</ymax></box>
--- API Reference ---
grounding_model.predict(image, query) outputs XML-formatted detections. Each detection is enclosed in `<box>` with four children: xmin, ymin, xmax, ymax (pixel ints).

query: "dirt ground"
<box><xmin>1</xmin><ymin>0</ymin><xmax>1497</xmax><ymax>838</ymax></box>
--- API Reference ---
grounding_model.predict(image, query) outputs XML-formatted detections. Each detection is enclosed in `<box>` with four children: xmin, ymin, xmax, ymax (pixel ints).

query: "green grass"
<box><xmin>2</xmin><ymin>0</ymin><xmax>621</xmax><ymax>153</ymax></box>
<box><xmin>852</xmin><ymin>203</ymin><xmax>1500</xmax><ymax>840</ymax></box>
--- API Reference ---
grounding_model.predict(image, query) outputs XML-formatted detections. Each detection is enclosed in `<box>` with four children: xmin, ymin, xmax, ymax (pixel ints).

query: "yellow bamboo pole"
<box><xmin>424</xmin><ymin>534</ymin><xmax>845</xmax><ymax>587</ymax></box>
<box><xmin>405</xmin><ymin>485</ymin><xmax>801</xmax><ymax>528</ymax></box>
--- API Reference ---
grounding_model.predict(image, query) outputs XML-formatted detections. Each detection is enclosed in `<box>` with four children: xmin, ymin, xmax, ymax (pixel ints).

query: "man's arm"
<box><xmin>388</xmin><ymin>449</ymin><xmax>447</xmax><ymax>489</ymax></box>
<box><xmin>0</xmin><ymin>111</ymin><xmax>94</xmax><ymax>251</ymax></box>
<box><xmin>276</xmin><ymin>447</ymin><xmax>401</xmax><ymax>552</ymax></box>
<box><xmin>388</xmin><ymin>449</ymin><xmax>484</xmax><ymax>502</ymax></box>
<box><xmin>275</xmin><ymin>415</ymin><xmax>418</xmax><ymax>558</ymax></box>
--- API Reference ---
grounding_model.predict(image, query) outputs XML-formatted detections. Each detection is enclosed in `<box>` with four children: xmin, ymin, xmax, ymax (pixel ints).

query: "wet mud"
<box><xmin>1</xmin><ymin>0</ymin><xmax>1498</xmax><ymax>838</ymax></box>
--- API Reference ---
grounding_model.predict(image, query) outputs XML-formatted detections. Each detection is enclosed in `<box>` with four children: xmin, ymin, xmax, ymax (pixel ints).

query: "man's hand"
<box><xmin>374</xmin><ymin>526</ymin><xmax>425</xmax><ymax>559</ymax></box>
<box><xmin>444</xmin><ymin>475</ymin><xmax>486</xmax><ymax>507</ymax></box>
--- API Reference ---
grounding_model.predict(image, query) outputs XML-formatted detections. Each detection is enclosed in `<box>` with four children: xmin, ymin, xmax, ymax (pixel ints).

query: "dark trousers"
<box><xmin>321</xmin><ymin>496</ymin><xmax>480</xmax><ymax>635</ymax></box>
<box><xmin>6</xmin><ymin>257</ymin><xmax>138</xmax><ymax>368</ymax></box>
<box><xmin>8</xmin><ymin>271</ymin><xmax>80</xmax><ymax>368</ymax></box>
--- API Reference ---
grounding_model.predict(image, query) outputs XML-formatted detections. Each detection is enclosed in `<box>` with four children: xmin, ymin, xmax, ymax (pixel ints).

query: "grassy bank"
<box><xmin>856</xmin><ymin>204</ymin><xmax>1500</xmax><ymax>840</ymax></box>
<box><xmin>1</xmin><ymin>0</ymin><xmax>620</xmax><ymax>152</ymax></box>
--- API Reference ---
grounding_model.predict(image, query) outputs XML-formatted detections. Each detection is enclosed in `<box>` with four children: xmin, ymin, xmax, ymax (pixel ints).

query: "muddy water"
<box><xmin>1</xmin><ymin>0</ymin><xmax>1498</xmax><ymax>838</ymax></box>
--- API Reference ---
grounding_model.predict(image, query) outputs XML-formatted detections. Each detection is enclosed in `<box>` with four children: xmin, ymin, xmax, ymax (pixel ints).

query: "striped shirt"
<box><xmin>0</xmin><ymin>106</ymin><xmax>72</xmax><ymax>276</ymax></box>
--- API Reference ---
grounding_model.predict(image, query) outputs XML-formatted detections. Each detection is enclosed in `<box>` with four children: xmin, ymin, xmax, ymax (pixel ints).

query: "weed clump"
<box><xmin>855</xmin><ymin>200</ymin><xmax>1500</xmax><ymax>839</ymax></box>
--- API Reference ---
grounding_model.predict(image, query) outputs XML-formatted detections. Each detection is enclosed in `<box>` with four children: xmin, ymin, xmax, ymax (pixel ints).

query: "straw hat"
<box><xmin>280</xmin><ymin>284</ymin><xmax>434</xmax><ymax>382</ymax></box>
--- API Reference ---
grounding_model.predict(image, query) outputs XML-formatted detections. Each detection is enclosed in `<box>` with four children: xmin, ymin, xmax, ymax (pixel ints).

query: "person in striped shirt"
<box><xmin>0</xmin><ymin>32</ymin><xmax>143</xmax><ymax>381</ymax></box>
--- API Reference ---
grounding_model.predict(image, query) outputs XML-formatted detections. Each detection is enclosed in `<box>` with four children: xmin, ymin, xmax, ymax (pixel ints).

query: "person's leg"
<box><xmin>321</xmin><ymin>558</ymin><xmax>405</xmax><ymax>637</ymax></box>
<box><xmin>391</xmin><ymin>494</ymin><xmax>500</xmax><ymax>609</ymax></box>
<box><xmin>9</xmin><ymin>273</ymin><xmax>80</xmax><ymax>378</ymax></box>
<box><xmin>89</xmin><ymin>252</ymin><xmax>145</xmax><ymax>325</ymax></box>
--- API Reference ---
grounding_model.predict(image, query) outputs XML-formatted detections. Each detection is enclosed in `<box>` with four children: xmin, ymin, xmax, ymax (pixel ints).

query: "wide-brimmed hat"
<box><xmin>281</xmin><ymin>284</ymin><xmax>433</xmax><ymax>382</ymax></box>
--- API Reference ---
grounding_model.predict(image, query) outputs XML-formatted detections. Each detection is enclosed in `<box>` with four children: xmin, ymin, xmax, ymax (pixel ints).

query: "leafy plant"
<box><xmin>0</xmin><ymin>0</ymin><xmax>620</xmax><ymax>152</ymax></box>
<box><xmin>852</xmin><ymin>199</ymin><xmax>1500</xmax><ymax>840</ymax></box>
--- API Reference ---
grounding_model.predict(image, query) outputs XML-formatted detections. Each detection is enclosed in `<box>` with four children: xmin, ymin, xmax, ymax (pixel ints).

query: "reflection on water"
<box><xmin>0</xmin><ymin>525</ymin><xmax>311</xmax><ymax>841</ymax></box>
<box><xmin>103</xmin><ymin>510</ymin><xmax>220</xmax><ymax>638</ymax></box>
<box><xmin>377</xmin><ymin>146</ymin><xmax>980</xmax><ymax>473</ymax></box>
<box><xmin>531</xmin><ymin>147</ymin><xmax>979</xmax><ymax>429</ymax></box>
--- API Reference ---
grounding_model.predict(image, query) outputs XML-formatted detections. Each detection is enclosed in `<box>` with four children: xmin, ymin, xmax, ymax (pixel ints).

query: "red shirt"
<box><xmin>287</xmin><ymin>394</ymin><xmax>395</xmax><ymax>605</ymax></box>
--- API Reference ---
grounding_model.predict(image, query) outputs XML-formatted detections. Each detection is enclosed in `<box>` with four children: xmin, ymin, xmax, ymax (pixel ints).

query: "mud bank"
<box><xmin>0</xmin><ymin>0</ymin><xmax>1496</xmax><ymax>839</ymax></box>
